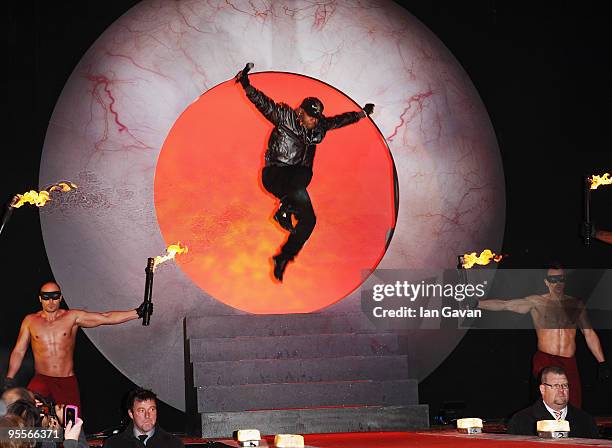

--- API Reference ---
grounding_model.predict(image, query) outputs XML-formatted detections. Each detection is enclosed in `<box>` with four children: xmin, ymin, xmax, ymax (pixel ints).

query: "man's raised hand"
<box><xmin>235</xmin><ymin>62</ymin><xmax>254</xmax><ymax>88</ymax></box>
<box><xmin>363</xmin><ymin>103</ymin><xmax>375</xmax><ymax>116</ymax></box>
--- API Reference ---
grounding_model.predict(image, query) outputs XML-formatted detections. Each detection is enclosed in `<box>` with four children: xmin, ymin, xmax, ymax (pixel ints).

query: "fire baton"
<box><xmin>0</xmin><ymin>182</ymin><xmax>77</xmax><ymax>238</ymax></box>
<box><xmin>584</xmin><ymin>176</ymin><xmax>592</xmax><ymax>246</ymax></box>
<box><xmin>142</xmin><ymin>257</ymin><xmax>155</xmax><ymax>326</ymax></box>
<box><xmin>0</xmin><ymin>200</ymin><xmax>15</xmax><ymax>237</ymax></box>
<box><xmin>457</xmin><ymin>255</ymin><xmax>467</xmax><ymax>284</ymax></box>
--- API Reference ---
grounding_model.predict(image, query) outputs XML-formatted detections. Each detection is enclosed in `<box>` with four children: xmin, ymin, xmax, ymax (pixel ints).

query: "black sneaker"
<box><xmin>274</xmin><ymin>208</ymin><xmax>296</xmax><ymax>233</ymax></box>
<box><xmin>273</xmin><ymin>254</ymin><xmax>290</xmax><ymax>282</ymax></box>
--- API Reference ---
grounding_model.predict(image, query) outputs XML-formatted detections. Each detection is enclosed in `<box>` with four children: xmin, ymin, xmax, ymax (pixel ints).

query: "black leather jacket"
<box><xmin>244</xmin><ymin>85</ymin><xmax>364</xmax><ymax>168</ymax></box>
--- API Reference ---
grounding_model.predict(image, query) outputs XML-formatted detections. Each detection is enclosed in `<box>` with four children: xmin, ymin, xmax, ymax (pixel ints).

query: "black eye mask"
<box><xmin>546</xmin><ymin>275</ymin><xmax>566</xmax><ymax>284</ymax></box>
<box><xmin>40</xmin><ymin>291</ymin><xmax>62</xmax><ymax>300</ymax></box>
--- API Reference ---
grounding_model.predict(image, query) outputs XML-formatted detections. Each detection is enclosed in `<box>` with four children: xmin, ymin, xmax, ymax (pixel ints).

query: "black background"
<box><xmin>3</xmin><ymin>0</ymin><xmax>611</xmax><ymax>433</ymax></box>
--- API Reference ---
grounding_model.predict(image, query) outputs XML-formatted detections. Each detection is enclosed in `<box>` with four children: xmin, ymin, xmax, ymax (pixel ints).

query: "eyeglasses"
<box><xmin>40</xmin><ymin>292</ymin><xmax>62</xmax><ymax>301</ymax></box>
<box><xmin>542</xmin><ymin>382</ymin><xmax>569</xmax><ymax>390</ymax></box>
<box><xmin>546</xmin><ymin>275</ymin><xmax>566</xmax><ymax>283</ymax></box>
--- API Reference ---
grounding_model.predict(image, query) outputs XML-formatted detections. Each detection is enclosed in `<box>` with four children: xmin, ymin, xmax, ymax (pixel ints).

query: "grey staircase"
<box><xmin>184</xmin><ymin>313</ymin><xmax>428</xmax><ymax>438</ymax></box>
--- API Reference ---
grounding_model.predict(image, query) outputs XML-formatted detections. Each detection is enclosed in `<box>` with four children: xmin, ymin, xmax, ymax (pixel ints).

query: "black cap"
<box><xmin>299</xmin><ymin>97</ymin><xmax>324</xmax><ymax>118</ymax></box>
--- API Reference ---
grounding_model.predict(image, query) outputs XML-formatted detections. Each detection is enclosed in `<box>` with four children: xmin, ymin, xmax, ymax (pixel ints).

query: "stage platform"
<box><xmin>87</xmin><ymin>427</ymin><xmax>612</xmax><ymax>447</ymax></box>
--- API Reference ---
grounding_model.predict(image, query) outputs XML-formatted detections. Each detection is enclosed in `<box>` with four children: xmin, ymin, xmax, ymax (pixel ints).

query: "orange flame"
<box><xmin>153</xmin><ymin>242</ymin><xmax>188</xmax><ymax>270</ymax></box>
<box><xmin>12</xmin><ymin>181</ymin><xmax>77</xmax><ymax>208</ymax></box>
<box><xmin>461</xmin><ymin>249</ymin><xmax>503</xmax><ymax>269</ymax></box>
<box><xmin>47</xmin><ymin>181</ymin><xmax>77</xmax><ymax>193</ymax></box>
<box><xmin>589</xmin><ymin>173</ymin><xmax>612</xmax><ymax>190</ymax></box>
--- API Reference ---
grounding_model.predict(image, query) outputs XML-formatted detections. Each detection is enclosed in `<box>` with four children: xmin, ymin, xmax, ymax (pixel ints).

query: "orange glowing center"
<box><xmin>462</xmin><ymin>249</ymin><xmax>503</xmax><ymax>269</ymax></box>
<box><xmin>589</xmin><ymin>173</ymin><xmax>612</xmax><ymax>190</ymax></box>
<box><xmin>154</xmin><ymin>73</ymin><xmax>396</xmax><ymax>314</ymax></box>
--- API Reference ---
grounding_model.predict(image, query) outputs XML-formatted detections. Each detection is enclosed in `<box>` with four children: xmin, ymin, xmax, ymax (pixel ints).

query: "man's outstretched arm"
<box><xmin>595</xmin><ymin>229</ymin><xmax>612</xmax><ymax>244</ymax></box>
<box><xmin>477</xmin><ymin>296</ymin><xmax>536</xmax><ymax>314</ymax></box>
<box><xmin>582</xmin><ymin>223</ymin><xmax>612</xmax><ymax>245</ymax></box>
<box><xmin>323</xmin><ymin>103</ymin><xmax>375</xmax><ymax>130</ymax></box>
<box><xmin>74</xmin><ymin>305</ymin><xmax>144</xmax><ymax>329</ymax></box>
<box><xmin>236</xmin><ymin>65</ymin><xmax>283</xmax><ymax>125</ymax></box>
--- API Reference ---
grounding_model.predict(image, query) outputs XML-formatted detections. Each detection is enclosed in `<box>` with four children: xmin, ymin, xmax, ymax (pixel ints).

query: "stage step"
<box><xmin>189</xmin><ymin>333</ymin><xmax>400</xmax><ymax>362</ymax></box>
<box><xmin>184</xmin><ymin>313</ymin><xmax>428</xmax><ymax>437</ymax></box>
<box><xmin>192</xmin><ymin>355</ymin><xmax>409</xmax><ymax>386</ymax></box>
<box><xmin>197</xmin><ymin>379</ymin><xmax>418</xmax><ymax>412</ymax></box>
<box><xmin>200</xmin><ymin>405</ymin><xmax>430</xmax><ymax>438</ymax></box>
<box><xmin>184</xmin><ymin>313</ymin><xmax>376</xmax><ymax>339</ymax></box>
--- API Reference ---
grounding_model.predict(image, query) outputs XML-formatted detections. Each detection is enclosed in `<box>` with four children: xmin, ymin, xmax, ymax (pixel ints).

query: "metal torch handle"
<box><xmin>584</xmin><ymin>177</ymin><xmax>591</xmax><ymax>246</ymax></box>
<box><xmin>143</xmin><ymin>257</ymin><xmax>155</xmax><ymax>326</ymax></box>
<box><xmin>457</xmin><ymin>255</ymin><xmax>467</xmax><ymax>285</ymax></box>
<box><xmin>0</xmin><ymin>201</ymin><xmax>15</xmax><ymax>237</ymax></box>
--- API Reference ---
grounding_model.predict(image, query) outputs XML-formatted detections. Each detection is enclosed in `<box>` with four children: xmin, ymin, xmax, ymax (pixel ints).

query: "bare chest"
<box><xmin>30</xmin><ymin>315</ymin><xmax>77</xmax><ymax>346</ymax></box>
<box><xmin>531</xmin><ymin>300</ymin><xmax>582</xmax><ymax>328</ymax></box>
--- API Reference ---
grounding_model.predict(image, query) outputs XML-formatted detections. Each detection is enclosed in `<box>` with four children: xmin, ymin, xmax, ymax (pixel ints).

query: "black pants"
<box><xmin>262</xmin><ymin>165</ymin><xmax>316</xmax><ymax>260</ymax></box>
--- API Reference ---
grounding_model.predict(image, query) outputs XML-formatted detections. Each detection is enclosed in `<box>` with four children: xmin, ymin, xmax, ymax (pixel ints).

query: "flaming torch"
<box><xmin>0</xmin><ymin>181</ymin><xmax>77</xmax><ymax>237</ymax></box>
<box><xmin>153</xmin><ymin>242</ymin><xmax>189</xmax><ymax>270</ymax></box>
<box><xmin>589</xmin><ymin>173</ymin><xmax>612</xmax><ymax>190</ymax></box>
<box><xmin>457</xmin><ymin>255</ymin><xmax>468</xmax><ymax>284</ymax></box>
<box><xmin>141</xmin><ymin>243</ymin><xmax>188</xmax><ymax>326</ymax></box>
<box><xmin>584</xmin><ymin>173</ymin><xmax>611</xmax><ymax>246</ymax></box>
<box><xmin>142</xmin><ymin>257</ymin><xmax>155</xmax><ymax>326</ymax></box>
<box><xmin>461</xmin><ymin>249</ymin><xmax>503</xmax><ymax>269</ymax></box>
<box><xmin>0</xmin><ymin>199</ymin><xmax>15</xmax><ymax>237</ymax></box>
<box><xmin>11</xmin><ymin>181</ymin><xmax>77</xmax><ymax>208</ymax></box>
<box><xmin>584</xmin><ymin>176</ymin><xmax>592</xmax><ymax>246</ymax></box>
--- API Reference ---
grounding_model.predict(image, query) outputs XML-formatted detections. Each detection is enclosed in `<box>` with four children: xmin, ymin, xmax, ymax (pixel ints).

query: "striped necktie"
<box><xmin>553</xmin><ymin>410</ymin><xmax>562</xmax><ymax>420</ymax></box>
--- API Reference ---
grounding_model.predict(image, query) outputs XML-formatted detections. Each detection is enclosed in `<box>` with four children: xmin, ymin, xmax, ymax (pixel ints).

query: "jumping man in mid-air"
<box><xmin>236</xmin><ymin>63</ymin><xmax>375</xmax><ymax>281</ymax></box>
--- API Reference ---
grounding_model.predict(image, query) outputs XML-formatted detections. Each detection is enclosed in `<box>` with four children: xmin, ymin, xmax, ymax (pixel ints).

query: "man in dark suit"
<box><xmin>103</xmin><ymin>388</ymin><xmax>183</xmax><ymax>447</ymax></box>
<box><xmin>507</xmin><ymin>366</ymin><xmax>599</xmax><ymax>438</ymax></box>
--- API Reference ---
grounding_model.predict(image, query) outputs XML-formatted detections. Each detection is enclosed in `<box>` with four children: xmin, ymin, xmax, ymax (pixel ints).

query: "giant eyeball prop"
<box><xmin>40</xmin><ymin>0</ymin><xmax>504</xmax><ymax>410</ymax></box>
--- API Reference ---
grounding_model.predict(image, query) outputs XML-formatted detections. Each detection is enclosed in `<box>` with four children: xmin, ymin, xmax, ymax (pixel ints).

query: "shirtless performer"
<box><xmin>475</xmin><ymin>266</ymin><xmax>609</xmax><ymax>407</ymax></box>
<box><xmin>2</xmin><ymin>281</ymin><xmax>149</xmax><ymax>409</ymax></box>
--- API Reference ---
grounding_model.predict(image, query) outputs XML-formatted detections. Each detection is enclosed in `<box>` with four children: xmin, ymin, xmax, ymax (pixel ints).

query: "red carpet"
<box><xmin>91</xmin><ymin>430</ymin><xmax>612</xmax><ymax>447</ymax></box>
<box><xmin>280</xmin><ymin>431</ymin><xmax>612</xmax><ymax>447</ymax></box>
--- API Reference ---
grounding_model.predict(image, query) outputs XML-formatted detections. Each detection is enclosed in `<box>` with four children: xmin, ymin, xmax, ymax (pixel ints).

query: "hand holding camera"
<box><xmin>64</xmin><ymin>404</ymin><xmax>79</xmax><ymax>427</ymax></box>
<box><xmin>64</xmin><ymin>417</ymin><xmax>84</xmax><ymax>441</ymax></box>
